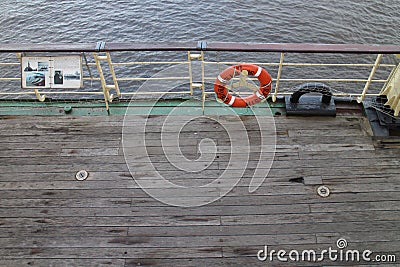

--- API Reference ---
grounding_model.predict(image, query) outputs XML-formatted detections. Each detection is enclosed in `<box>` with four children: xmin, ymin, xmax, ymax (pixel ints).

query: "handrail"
<box><xmin>1</xmin><ymin>42</ymin><xmax>400</xmax><ymax>54</ymax></box>
<box><xmin>205</xmin><ymin>42</ymin><xmax>400</xmax><ymax>54</ymax></box>
<box><xmin>1</xmin><ymin>42</ymin><xmax>399</xmax><ymax>111</ymax></box>
<box><xmin>0</xmin><ymin>42</ymin><xmax>199</xmax><ymax>53</ymax></box>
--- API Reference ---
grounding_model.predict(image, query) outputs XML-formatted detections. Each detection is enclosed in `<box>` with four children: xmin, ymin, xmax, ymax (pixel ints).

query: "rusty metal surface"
<box><xmin>0</xmin><ymin>43</ymin><xmax>95</xmax><ymax>53</ymax></box>
<box><xmin>105</xmin><ymin>42</ymin><xmax>199</xmax><ymax>51</ymax></box>
<box><xmin>0</xmin><ymin>42</ymin><xmax>198</xmax><ymax>53</ymax></box>
<box><xmin>1</xmin><ymin>42</ymin><xmax>400</xmax><ymax>53</ymax></box>
<box><xmin>206</xmin><ymin>42</ymin><xmax>400</xmax><ymax>54</ymax></box>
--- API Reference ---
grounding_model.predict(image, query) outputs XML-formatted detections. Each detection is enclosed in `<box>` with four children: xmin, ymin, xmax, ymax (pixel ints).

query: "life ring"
<box><xmin>214</xmin><ymin>64</ymin><xmax>272</xmax><ymax>107</ymax></box>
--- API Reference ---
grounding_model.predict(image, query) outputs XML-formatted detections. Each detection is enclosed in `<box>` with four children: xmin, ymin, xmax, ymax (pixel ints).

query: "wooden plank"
<box><xmin>0</xmin><ymin>259</ymin><xmax>125</xmax><ymax>267</ymax></box>
<box><xmin>0</xmin><ymin>175</ymin><xmax>397</xmax><ymax>195</ymax></box>
<box><xmin>0</xmin><ymin>215</ymin><xmax>221</xmax><ymax>228</ymax></box>
<box><xmin>2</xmin><ymin>221</ymin><xmax>398</xmax><ymax>240</ymax></box>
<box><xmin>222</xmin><ymin>241</ymin><xmax>400</xmax><ymax>264</ymax></box>
<box><xmin>0</xmin><ymin>114</ymin><xmax>366</xmax><ymax>131</ymax></box>
<box><xmin>322</xmin><ymin>176</ymin><xmax>400</xmax><ymax>185</ymax></box>
<box><xmin>0</xmin><ymin>197</ymin><xmax>133</xmax><ymax>208</ymax></box>
<box><xmin>126</xmin><ymin>220</ymin><xmax>399</xmax><ymax>237</ymax></box>
<box><xmin>222</xmin><ymin>241</ymin><xmax>400</xmax><ymax>257</ymax></box>
<box><xmin>310</xmin><ymin>201</ymin><xmax>400</xmax><ymax>213</ymax></box>
<box><xmin>288</xmin><ymin>128</ymin><xmax>366</xmax><ymax>137</ymax></box>
<box><xmin>219</xmin><ymin>191</ymin><xmax>400</xmax><ymax>206</ymax></box>
<box><xmin>125</xmin><ymin>255</ymin><xmax>399</xmax><ymax>267</ymax></box>
<box><xmin>221</xmin><ymin>211</ymin><xmax>400</xmax><ymax>225</ymax></box>
<box><xmin>317</xmin><ymin>231</ymin><xmax>400</xmax><ymax>243</ymax></box>
<box><xmin>1</xmin><ymin>112</ymin><xmax>400</xmax><ymax>266</ymax></box>
<box><xmin>3</xmin><ymin>165</ymin><xmax>400</xmax><ymax>183</ymax></box>
<box><xmin>0</xmin><ymin>233</ymin><xmax>314</xmax><ymax>249</ymax></box>
<box><xmin>0</xmin><ymin>226</ymin><xmax>128</xmax><ymax>238</ymax></box>
<box><xmin>299</xmin><ymin>150</ymin><xmax>400</xmax><ymax>160</ymax></box>
<box><xmin>0</xmin><ymin>169</ymin><xmax>223</xmax><ymax>182</ymax></box>
<box><xmin>6</xmin><ymin>153</ymin><xmax>400</xmax><ymax>169</ymax></box>
<box><xmin>0</xmin><ymin>203</ymin><xmax>310</xmax><ymax>218</ymax></box>
<box><xmin>1</xmin><ymin>189</ymin><xmax>398</xmax><ymax>207</ymax></box>
<box><xmin>1</xmin><ymin>166</ymin><xmax>399</xmax><ymax>189</ymax></box>
<box><xmin>0</xmin><ymin>140</ymin><xmax>121</xmax><ymax>150</ymax></box>
<box><xmin>0</xmin><ymin>247</ymin><xmax>222</xmax><ymax>259</ymax></box>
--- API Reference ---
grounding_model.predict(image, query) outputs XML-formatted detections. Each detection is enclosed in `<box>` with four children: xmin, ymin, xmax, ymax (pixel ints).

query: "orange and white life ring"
<box><xmin>214</xmin><ymin>64</ymin><xmax>272</xmax><ymax>107</ymax></box>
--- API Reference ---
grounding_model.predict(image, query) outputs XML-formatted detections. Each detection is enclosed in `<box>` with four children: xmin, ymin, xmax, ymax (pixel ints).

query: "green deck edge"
<box><xmin>0</xmin><ymin>98</ymin><xmax>286</xmax><ymax>116</ymax></box>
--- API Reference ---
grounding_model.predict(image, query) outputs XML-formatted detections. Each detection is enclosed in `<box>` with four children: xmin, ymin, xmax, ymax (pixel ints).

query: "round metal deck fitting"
<box><xmin>316</xmin><ymin>185</ymin><xmax>330</xmax><ymax>197</ymax></box>
<box><xmin>64</xmin><ymin>105</ymin><xmax>72</xmax><ymax>114</ymax></box>
<box><xmin>75</xmin><ymin>170</ymin><xmax>88</xmax><ymax>181</ymax></box>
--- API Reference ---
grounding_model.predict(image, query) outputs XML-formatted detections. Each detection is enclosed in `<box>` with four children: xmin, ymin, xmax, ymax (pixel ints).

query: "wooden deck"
<box><xmin>0</xmin><ymin>111</ymin><xmax>399</xmax><ymax>266</ymax></box>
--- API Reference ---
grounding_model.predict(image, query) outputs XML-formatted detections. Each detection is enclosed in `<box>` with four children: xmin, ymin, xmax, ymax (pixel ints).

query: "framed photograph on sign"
<box><xmin>21</xmin><ymin>56</ymin><xmax>82</xmax><ymax>89</ymax></box>
<box><xmin>21</xmin><ymin>57</ymin><xmax>51</xmax><ymax>88</ymax></box>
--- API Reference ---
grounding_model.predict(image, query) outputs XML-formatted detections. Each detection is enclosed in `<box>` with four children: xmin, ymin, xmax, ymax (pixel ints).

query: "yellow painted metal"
<box><xmin>203</xmin><ymin>91</ymin><xmax>381</xmax><ymax>97</ymax></box>
<box><xmin>112</xmin><ymin>61</ymin><xmax>189</xmax><ymax>66</ymax></box>
<box><xmin>239</xmin><ymin>70</ymin><xmax>248</xmax><ymax>86</ymax></box>
<box><xmin>93</xmin><ymin>52</ymin><xmax>121</xmax><ymax>110</ymax></box>
<box><xmin>204</xmin><ymin>77</ymin><xmax>387</xmax><ymax>83</ymax></box>
<box><xmin>227</xmin><ymin>69</ymin><xmax>259</xmax><ymax>93</ymax></box>
<box><xmin>16</xmin><ymin>53</ymin><xmax>22</xmax><ymax>63</ymax></box>
<box><xmin>380</xmin><ymin>64</ymin><xmax>400</xmax><ymax>116</ymax></box>
<box><xmin>273</xmin><ymin>52</ymin><xmax>285</xmax><ymax>102</ymax></box>
<box><xmin>0</xmin><ymin>78</ymin><xmax>20</xmax><ymax>81</ymax></box>
<box><xmin>190</xmin><ymin>53</ymin><xmax>202</xmax><ymax>60</ymax></box>
<box><xmin>280</xmin><ymin>63</ymin><xmax>393</xmax><ymax>67</ymax></box>
<box><xmin>188</xmin><ymin>51</ymin><xmax>204</xmax><ymax>105</ymax></box>
<box><xmin>204</xmin><ymin>61</ymin><xmax>395</xmax><ymax>68</ymax></box>
<box><xmin>0</xmin><ymin>50</ymin><xmax>397</xmax><ymax>106</ymax></box>
<box><xmin>357</xmin><ymin>54</ymin><xmax>383</xmax><ymax>103</ymax></box>
<box><xmin>93</xmin><ymin>52</ymin><xmax>111</xmax><ymax>110</ymax></box>
<box><xmin>188</xmin><ymin>52</ymin><xmax>194</xmax><ymax>95</ymax></box>
<box><xmin>118</xmin><ymin>77</ymin><xmax>189</xmax><ymax>81</ymax></box>
<box><xmin>0</xmin><ymin>63</ymin><xmax>20</xmax><ymax>66</ymax></box>
<box><xmin>0</xmin><ymin>91</ymin><xmax>192</xmax><ymax>96</ymax></box>
<box><xmin>34</xmin><ymin>89</ymin><xmax>46</xmax><ymax>102</ymax></box>
<box><xmin>106</xmin><ymin>52</ymin><xmax>120</xmax><ymax>97</ymax></box>
<box><xmin>278</xmin><ymin>78</ymin><xmax>387</xmax><ymax>83</ymax></box>
<box><xmin>121</xmin><ymin>91</ymin><xmax>192</xmax><ymax>95</ymax></box>
<box><xmin>201</xmin><ymin>51</ymin><xmax>205</xmax><ymax>111</ymax></box>
<box><xmin>0</xmin><ymin>91</ymin><xmax>105</xmax><ymax>96</ymax></box>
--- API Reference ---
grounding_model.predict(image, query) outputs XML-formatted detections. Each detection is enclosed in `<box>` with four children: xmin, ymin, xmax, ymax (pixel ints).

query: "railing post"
<box><xmin>272</xmin><ymin>52</ymin><xmax>285</xmax><ymax>102</ymax></box>
<box><xmin>357</xmin><ymin>54</ymin><xmax>383</xmax><ymax>103</ymax></box>
<box><xmin>188</xmin><ymin>51</ymin><xmax>204</xmax><ymax>108</ymax></box>
<box><xmin>201</xmin><ymin>51</ymin><xmax>205</xmax><ymax>112</ymax></box>
<box><xmin>188</xmin><ymin>51</ymin><xmax>194</xmax><ymax>95</ymax></box>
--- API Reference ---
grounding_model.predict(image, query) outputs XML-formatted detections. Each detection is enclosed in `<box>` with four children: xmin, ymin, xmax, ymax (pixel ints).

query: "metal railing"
<box><xmin>0</xmin><ymin>42</ymin><xmax>399</xmax><ymax>110</ymax></box>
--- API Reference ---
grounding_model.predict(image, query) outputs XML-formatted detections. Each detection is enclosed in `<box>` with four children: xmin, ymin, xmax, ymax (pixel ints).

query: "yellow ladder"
<box><xmin>188</xmin><ymin>51</ymin><xmax>205</xmax><ymax>110</ymax></box>
<box><xmin>93</xmin><ymin>52</ymin><xmax>120</xmax><ymax>110</ymax></box>
<box><xmin>380</xmin><ymin>63</ymin><xmax>400</xmax><ymax>116</ymax></box>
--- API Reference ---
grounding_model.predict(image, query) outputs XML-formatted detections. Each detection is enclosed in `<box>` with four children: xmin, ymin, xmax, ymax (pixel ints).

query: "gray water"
<box><xmin>1</xmin><ymin>0</ymin><xmax>399</xmax><ymax>44</ymax></box>
<box><xmin>0</xmin><ymin>0</ymin><xmax>399</xmax><ymax>97</ymax></box>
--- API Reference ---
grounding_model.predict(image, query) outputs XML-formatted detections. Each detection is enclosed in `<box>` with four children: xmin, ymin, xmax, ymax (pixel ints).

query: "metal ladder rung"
<box><xmin>93</xmin><ymin>52</ymin><xmax>120</xmax><ymax>111</ymax></box>
<box><xmin>191</xmin><ymin>83</ymin><xmax>203</xmax><ymax>88</ymax></box>
<box><xmin>190</xmin><ymin>54</ymin><xmax>202</xmax><ymax>60</ymax></box>
<box><xmin>97</xmin><ymin>55</ymin><xmax>109</xmax><ymax>61</ymax></box>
